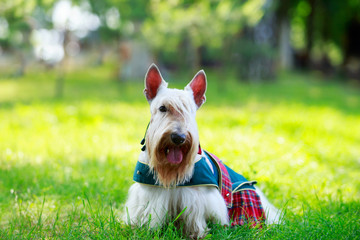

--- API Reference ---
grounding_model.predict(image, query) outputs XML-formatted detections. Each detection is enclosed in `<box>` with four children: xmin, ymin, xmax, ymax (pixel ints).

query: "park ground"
<box><xmin>0</xmin><ymin>64</ymin><xmax>359</xmax><ymax>239</ymax></box>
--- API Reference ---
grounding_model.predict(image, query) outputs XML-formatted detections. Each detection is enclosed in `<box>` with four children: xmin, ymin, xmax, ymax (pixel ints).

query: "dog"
<box><xmin>123</xmin><ymin>64</ymin><xmax>281</xmax><ymax>238</ymax></box>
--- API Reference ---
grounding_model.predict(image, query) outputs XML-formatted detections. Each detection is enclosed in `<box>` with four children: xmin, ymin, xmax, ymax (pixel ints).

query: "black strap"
<box><xmin>140</xmin><ymin>122</ymin><xmax>150</xmax><ymax>151</ymax></box>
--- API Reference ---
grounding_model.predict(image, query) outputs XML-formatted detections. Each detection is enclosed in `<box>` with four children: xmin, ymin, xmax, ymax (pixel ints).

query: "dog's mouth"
<box><xmin>155</xmin><ymin>133</ymin><xmax>193</xmax><ymax>166</ymax></box>
<box><xmin>152</xmin><ymin>133</ymin><xmax>195</xmax><ymax>186</ymax></box>
<box><xmin>165</xmin><ymin>146</ymin><xmax>184</xmax><ymax>164</ymax></box>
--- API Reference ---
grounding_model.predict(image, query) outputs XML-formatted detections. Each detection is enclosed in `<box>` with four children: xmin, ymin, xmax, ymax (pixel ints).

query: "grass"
<box><xmin>0</xmin><ymin>63</ymin><xmax>360</xmax><ymax>239</ymax></box>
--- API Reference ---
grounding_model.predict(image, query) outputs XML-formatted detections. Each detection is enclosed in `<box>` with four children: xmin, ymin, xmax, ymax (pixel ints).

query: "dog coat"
<box><xmin>133</xmin><ymin>149</ymin><xmax>266</xmax><ymax>227</ymax></box>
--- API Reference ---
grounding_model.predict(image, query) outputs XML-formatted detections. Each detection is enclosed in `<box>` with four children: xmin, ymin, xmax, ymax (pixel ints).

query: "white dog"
<box><xmin>123</xmin><ymin>64</ymin><xmax>281</xmax><ymax>238</ymax></box>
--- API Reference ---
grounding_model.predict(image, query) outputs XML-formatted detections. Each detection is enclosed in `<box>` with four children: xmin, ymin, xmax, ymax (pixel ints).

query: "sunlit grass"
<box><xmin>0</xmin><ymin>65</ymin><xmax>359</xmax><ymax>238</ymax></box>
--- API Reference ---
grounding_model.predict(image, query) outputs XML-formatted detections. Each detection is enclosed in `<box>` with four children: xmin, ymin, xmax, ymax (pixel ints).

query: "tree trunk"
<box><xmin>13</xmin><ymin>50</ymin><xmax>27</xmax><ymax>78</ymax></box>
<box><xmin>305</xmin><ymin>0</ymin><xmax>316</xmax><ymax>67</ymax></box>
<box><xmin>279</xmin><ymin>18</ymin><xmax>293</xmax><ymax>69</ymax></box>
<box><xmin>55</xmin><ymin>30</ymin><xmax>69</xmax><ymax>98</ymax></box>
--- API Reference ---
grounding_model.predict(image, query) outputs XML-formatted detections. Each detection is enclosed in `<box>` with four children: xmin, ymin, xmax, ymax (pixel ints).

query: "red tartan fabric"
<box><xmin>229</xmin><ymin>190</ymin><xmax>265</xmax><ymax>227</ymax></box>
<box><xmin>216</xmin><ymin>156</ymin><xmax>233</xmax><ymax>208</ymax></box>
<box><xmin>208</xmin><ymin>152</ymin><xmax>266</xmax><ymax>227</ymax></box>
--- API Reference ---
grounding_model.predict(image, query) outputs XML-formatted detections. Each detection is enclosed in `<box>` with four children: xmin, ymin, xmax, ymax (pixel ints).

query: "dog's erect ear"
<box><xmin>144</xmin><ymin>64</ymin><xmax>167</xmax><ymax>101</ymax></box>
<box><xmin>185</xmin><ymin>70</ymin><xmax>207</xmax><ymax>108</ymax></box>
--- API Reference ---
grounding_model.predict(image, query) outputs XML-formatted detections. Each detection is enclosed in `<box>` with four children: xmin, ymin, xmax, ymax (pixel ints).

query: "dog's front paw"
<box><xmin>186</xmin><ymin>224</ymin><xmax>210</xmax><ymax>239</ymax></box>
<box><xmin>189</xmin><ymin>229</ymin><xmax>209</xmax><ymax>239</ymax></box>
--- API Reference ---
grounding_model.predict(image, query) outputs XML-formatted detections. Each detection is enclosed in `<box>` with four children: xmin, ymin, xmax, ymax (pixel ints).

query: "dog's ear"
<box><xmin>144</xmin><ymin>64</ymin><xmax>167</xmax><ymax>101</ymax></box>
<box><xmin>185</xmin><ymin>70</ymin><xmax>207</xmax><ymax>108</ymax></box>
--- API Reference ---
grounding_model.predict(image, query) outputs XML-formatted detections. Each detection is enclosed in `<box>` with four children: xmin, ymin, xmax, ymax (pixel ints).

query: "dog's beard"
<box><xmin>147</xmin><ymin>132</ymin><xmax>197</xmax><ymax>187</ymax></box>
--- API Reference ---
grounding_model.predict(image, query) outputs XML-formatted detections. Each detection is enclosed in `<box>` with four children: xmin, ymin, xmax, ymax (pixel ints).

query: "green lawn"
<box><xmin>0</xmin><ymin>65</ymin><xmax>359</xmax><ymax>239</ymax></box>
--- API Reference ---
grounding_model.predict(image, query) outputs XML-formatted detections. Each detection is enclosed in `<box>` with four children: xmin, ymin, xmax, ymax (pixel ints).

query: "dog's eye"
<box><xmin>159</xmin><ymin>105</ymin><xmax>167</xmax><ymax>112</ymax></box>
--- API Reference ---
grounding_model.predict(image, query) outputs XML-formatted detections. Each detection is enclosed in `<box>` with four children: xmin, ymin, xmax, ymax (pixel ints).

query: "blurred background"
<box><xmin>1</xmin><ymin>2</ymin><xmax>360</xmax><ymax>237</ymax></box>
<box><xmin>1</xmin><ymin>0</ymin><xmax>360</xmax><ymax>88</ymax></box>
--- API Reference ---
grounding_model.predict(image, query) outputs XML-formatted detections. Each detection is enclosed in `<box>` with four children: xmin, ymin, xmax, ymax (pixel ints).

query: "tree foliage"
<box><xmin>142</xmin><ymin>0</ymin><xmax>266</xmax><ymax>66</ymax></box>
<box><xmin>1</xmin><ymin>0</ymin><xmax>360</xmax><ymax>78</ymax></box>
<box><xmin>283</xmin><ymin>0</ymin><xmax>360</xmax><ymax>65</ymax></box>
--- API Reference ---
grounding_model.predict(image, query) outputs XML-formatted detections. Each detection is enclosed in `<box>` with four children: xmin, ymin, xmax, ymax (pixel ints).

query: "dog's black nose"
<box><xmin>171</xmin><ymin>133</ymin><xmax>186</xmax><ymax>145</ymax></box>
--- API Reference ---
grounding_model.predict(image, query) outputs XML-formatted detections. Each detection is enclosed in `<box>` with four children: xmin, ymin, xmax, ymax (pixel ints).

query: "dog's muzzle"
<box><xmin>162</xmin><ymin>132</ymin><xmax>188</xmax><ymax>165</ymax></box>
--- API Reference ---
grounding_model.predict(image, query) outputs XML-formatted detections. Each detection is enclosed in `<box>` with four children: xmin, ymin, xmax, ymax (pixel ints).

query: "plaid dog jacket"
<box><xmin>133</xmin><ymin>149</ymin><xmax>266</xmax><ymax>227</ymax></box>
<box><xmin>205</xmin><ymin>151</ymin><xmax>266</xmax><ymax>227</ymax></box>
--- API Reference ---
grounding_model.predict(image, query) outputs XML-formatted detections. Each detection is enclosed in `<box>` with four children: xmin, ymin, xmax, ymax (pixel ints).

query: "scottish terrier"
<box><xmin>123</xmin><ymin>64</ymin><xmax>280</xmax><ymax>238</ymax></box>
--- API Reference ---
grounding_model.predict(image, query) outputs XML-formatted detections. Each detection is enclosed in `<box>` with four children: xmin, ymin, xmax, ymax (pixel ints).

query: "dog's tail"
<box><xmin>255</xmin><ymin>186</ymin><xmax>283</xmax><ymax>224</ymax></box>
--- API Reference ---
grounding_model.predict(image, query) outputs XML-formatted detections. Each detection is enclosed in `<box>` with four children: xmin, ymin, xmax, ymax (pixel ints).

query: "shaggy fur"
<box><xmin>123</xmin><ymin>64</ymin><xmax>281</xmax><ymax>238</ymax></box>
<box><xmin>125</xmin><ymin>178</ymin><xmax>229</xmax><ymax>237</ymax></box>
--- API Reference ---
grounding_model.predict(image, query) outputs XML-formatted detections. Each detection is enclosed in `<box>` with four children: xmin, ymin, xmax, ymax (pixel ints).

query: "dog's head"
<box><xmin>143</xmin><ymin>63</ymin><xmax>207</xmax><ymax>187</ymax></box>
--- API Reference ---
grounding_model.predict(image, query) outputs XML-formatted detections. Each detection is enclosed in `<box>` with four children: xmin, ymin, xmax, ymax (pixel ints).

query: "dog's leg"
<box><xmin>203</xmin><ymin>187</ymin><xmax>229</xmax><ymax>226</ymax></box>
<box><xmin>176</xmin><ymin>187</ymin><xmax>228</xmax><ymax>238</ymax></box>
<box><xmin>123</xmin><ymin>183</ymin><xmax>169</xmax><ymax>228</ymax></box>
<box><xmin>255</xmin><ymin>186</ymin><xmax>282</xmax><ymax>224</ymax></box>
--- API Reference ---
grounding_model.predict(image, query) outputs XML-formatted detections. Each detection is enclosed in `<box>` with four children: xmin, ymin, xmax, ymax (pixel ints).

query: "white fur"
<box><xmin>124</xmin><ymin>183</ymin><xmax>228</xmax><ymax>238</ymax></box>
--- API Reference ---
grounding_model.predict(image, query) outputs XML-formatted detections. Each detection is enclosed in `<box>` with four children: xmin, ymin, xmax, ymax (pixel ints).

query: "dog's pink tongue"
<box><xmin>167</xmin><ymin>147</ymin><xmax>183</xmax><ymax>164</ymax></box>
